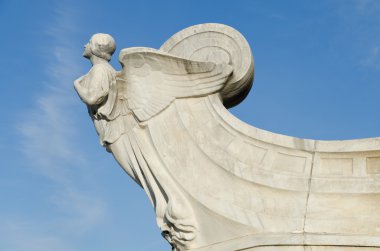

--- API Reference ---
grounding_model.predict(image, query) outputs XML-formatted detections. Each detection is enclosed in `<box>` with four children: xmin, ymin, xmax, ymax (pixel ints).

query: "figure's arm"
<box><xmin>74</xmin><ymin>67</ymin><xmax>109</xmax><ymax>105</ymax></box>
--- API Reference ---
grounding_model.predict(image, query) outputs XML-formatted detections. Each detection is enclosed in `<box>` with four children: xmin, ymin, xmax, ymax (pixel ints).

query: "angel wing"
<box><xmin>117</xmin><ymin>47</ymin><xmax>233</xmax><ymax>122</ymax></box>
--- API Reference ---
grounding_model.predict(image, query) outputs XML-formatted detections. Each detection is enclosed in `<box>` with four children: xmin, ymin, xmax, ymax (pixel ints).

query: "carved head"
<box><xmin>84</xmin><ymin>33</ymin><xmax>116</xmax><ymax>61</ymax></box>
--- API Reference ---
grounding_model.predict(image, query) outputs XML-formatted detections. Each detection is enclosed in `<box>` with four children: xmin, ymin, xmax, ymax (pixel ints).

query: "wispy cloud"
<box><xmin>351</xmin><ymin>0</ymin><xmax>380</xmax><ymax>15</ymax></box>
<box><xmin>0</xmin><ymin>217</ymin><xmax>78</xmax><ymax>251</ymax></box>
<box><xmin>360</xmin><ymin>46</ymin><xmax>380</xmax><ymax>69</ymax></box>
<box><xmin>18</xmin><ymin>6</ymin><xmax>87</xmax><ymax>188</ymax></box>
<box><xmin>14</xmin><ymin>3</ymin><xmax>106</xmax><ymax>249</ymax></box>
<box><xmin>51</xmin><ymin>186</ymin><xmax>106</xmax><ymax>234</ymax></box>
<box><xmin>268</xmin><ymin>13</ymin><xmax>286</xmax><ymax>21</ymax></box>
<box><xmin>331</xmin><ymin>0</ymin><xmax>380</xmax><ymax>70</ymax></box>
<box><xmin>351</xmin><ymin>1</ymin><xmax>380</xmax><ymax>70</ymax></box>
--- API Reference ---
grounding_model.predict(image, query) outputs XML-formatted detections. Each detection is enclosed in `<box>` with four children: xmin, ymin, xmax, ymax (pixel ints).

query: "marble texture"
<box><xmin>74</xmin><ymin>24</ymin><xmax>380</xmax><ymax>251</ymax></box>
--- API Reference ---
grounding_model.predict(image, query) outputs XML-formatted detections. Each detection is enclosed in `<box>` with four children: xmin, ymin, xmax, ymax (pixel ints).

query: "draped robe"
<box><xmin>74</xmin><ymin>62</ymin><xmax>197</xmax><ymax>250</ymax></box>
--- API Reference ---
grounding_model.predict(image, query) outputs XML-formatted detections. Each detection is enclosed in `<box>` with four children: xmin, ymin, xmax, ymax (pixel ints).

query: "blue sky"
<box><xmin>1</xmin><ymin>0</ymin><xmax>380</xmax><ymax>250</ymax></box>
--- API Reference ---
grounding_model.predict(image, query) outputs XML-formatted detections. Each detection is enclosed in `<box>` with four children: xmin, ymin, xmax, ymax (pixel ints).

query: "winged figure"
<box><xmin>75</xmin><ymin>25</ymin><xmax>379</xmax><ymax>251</ymax></box>
<box><xmin>74</xmin><ymin>33</ymin><xmax>234</xmax><ymax>250</ymax></box>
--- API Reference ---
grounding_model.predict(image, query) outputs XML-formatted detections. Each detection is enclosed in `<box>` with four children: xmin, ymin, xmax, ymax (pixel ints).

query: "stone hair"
<box><xmin>90</xmin><ymin>33</ymin><xmax>116</xmax><ymax>61</ymax></box>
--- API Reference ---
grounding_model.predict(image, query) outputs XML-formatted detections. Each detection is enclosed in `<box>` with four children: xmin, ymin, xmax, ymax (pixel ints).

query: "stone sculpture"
<box><xmin>75</xmin><ymin>24</ymin><xmax>380</xmax><ymax>251</ymax></box>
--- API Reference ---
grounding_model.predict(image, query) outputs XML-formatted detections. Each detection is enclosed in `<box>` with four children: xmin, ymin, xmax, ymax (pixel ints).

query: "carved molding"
<box><xmin>75</xmin><ymin>25</ymin><xmax>380</xmax><ymax>251</ymax></box>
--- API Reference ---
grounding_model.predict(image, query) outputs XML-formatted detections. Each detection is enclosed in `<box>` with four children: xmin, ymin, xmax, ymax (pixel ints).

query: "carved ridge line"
<box><xmin>170</xmin><ymin>102</ymin><xmax>305</xmax><ymax>225</ymax></box>
<box><xmin>155</xmin><ymin>104</ymin><xmax>268</xmax><ymax>229</ymax></box>
<box><xmin>205</xmin><ymin>94</ymin><xmax>317</xmax><ymax>152</ymax></box>
<box><xmin>302</xmin><ymin>149</ymin><xmax>317</xmax><ymax>243</ymax></box>
<box><xmin>177</xmin><ymin>99</ymin><xmax>310</xmax><ymax>191</ymax></box>
<box><xmin>188</xmin><ymin>233</ymin><xmax>380</xmax><ymax>251</ymax></box>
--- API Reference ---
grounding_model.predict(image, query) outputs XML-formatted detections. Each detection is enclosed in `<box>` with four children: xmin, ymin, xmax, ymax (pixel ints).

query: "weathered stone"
<box><xmin>74</xmin><ymin>24</ymin><xmax>380</xmax><ymax>251</ymax></box>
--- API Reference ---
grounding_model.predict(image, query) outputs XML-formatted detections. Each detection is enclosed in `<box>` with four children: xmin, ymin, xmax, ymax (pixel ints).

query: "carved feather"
<box><xmin>118</xmin><ymin>48</ymin><xmax>233</xmax><ymax>122</ymax></box>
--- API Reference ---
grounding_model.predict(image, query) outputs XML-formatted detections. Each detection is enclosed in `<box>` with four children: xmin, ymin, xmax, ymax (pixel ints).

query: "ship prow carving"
<box><xmin>155</xmin><ymin>24</ymin><xmax>380</xmax><ymax>250</ymax></box>
<box><xmin>76</xmin><ymin>25</ymin><xmax>380</xmax><ymax>251</ymax></box>
<box><xmin>149</xmin><ymin>93</ymin><xmax>380</xmax><ymax>250</ymax></box>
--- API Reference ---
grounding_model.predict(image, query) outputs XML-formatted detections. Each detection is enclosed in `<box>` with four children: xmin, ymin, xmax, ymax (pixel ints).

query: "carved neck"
<box><xmin>90</xmin><ymin>55</ymin><xmax>109</xmax><ymax>66</ymax></box>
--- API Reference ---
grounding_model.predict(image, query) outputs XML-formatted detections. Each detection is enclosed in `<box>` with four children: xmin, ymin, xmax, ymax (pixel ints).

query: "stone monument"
<box><xmin>74</xmin><ymin>24</ymin><xmax>380</xmax><ymax>250</ymax></box>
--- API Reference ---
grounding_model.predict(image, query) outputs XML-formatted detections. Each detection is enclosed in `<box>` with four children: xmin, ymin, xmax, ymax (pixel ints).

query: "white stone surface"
<box><xmin>74</xmin><ymin>24</ymin><xmax>380</xmax><ymax>250</ymax></box>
